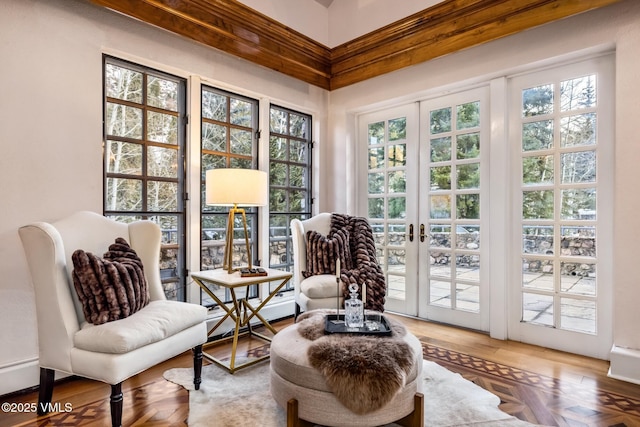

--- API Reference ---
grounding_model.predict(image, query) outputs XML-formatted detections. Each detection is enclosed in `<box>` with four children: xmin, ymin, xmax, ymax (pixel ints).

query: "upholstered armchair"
<box><xmin>19</xmin><ymin>211</ymin><xmax>208</xmax><ymax>427</ymax></box>
<box><xmin>290</xmin><ymin>213</ymin><xmax>343</xmax><ymax>318</ymax></box>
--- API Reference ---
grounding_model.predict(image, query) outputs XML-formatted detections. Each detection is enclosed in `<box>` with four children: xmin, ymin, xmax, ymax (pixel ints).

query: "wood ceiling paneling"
<box><xmin>89</xmin><ymin>0</ymin><xmax>621</xmax><ymax>91</ymax></box>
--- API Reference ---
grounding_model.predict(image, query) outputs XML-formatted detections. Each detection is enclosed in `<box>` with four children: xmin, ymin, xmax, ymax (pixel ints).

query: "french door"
<box><xmin>507</xmin><ymin>56</ymin><xmax>613</xmax><ymax>358</ymax></box>
<box><xmin>418</xmin><ymin>87</ymin><xmax>489</xmax><ymax>330</ymax></box>
<box><xmin>358</xmin><ymin>87</ymin><xmax>489</xmax><ymax>330</ymax></box>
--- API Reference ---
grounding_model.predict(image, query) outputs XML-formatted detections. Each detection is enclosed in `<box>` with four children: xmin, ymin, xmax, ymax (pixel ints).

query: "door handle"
<box><xmin>420</xmin><ymin>224</ymin><xmax>426</xmax><ymax>242</ymax></box>
<box><xmin>409</xmin><ymin>224</ymin><xmax>414</xmax><ymax>242</ymax></box>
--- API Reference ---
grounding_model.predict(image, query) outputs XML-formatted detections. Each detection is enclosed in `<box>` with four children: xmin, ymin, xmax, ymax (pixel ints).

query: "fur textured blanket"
<box><xmin>331</xmin><ymin>213</ymin><xmax>386</xmax><ymax>312</ymax></box>
<box><xmin>297</xmin><ymin>310</ymin><xmax>414</xmax><ymax>415</ymax></box>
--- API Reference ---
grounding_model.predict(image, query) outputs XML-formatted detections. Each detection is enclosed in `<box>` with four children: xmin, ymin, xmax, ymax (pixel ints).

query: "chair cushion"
<box><xmin>300</xmin><ymin>274</ymin><xmax>342</xmax><ymax>298</ymax></box>
<box><xmin>73</xmin><ymin>300</ymin><xmax>207</xmax><ymax>354</ymax></box>
<box><xmin>71</xmin><ymin>238</ymin><xmax>150</xmax><ymax>325</ymax></box>
<box><xmin>302</xmin><ymin>229</ymin><xmax>351</xmax><ymax>278</ymax></box>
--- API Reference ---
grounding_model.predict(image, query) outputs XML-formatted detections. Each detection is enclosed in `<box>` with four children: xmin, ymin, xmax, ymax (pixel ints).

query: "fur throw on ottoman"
<box><xmin>297</xmin><ymin>310</ymin><xmax>415</xmax><ymax>415</ymax></box>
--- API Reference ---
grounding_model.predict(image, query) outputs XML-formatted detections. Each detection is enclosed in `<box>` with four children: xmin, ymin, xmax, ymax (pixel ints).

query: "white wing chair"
<box><xmin>19</xmin><ymin>211</ymin><xmax>208</xmax><ymax>427</ymax></box>
<box><xmin>290</xmin><ymin>213</ymin><xmax>343</xmax><ymax>318</ymax></box>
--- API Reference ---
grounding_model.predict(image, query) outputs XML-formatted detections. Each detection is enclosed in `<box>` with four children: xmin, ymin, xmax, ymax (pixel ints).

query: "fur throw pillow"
<box><xmin>302</xmin><ymin>228</ymin><xmax>352</xmax><ymax>278</ymax></box>
<box><xmin>72</xmin><ymin>237</ymin><xmax>150</xmax><ymax>325</ymax></box>
<box><xmin>297</xmin><ymin>310</ymin><xmax>414</xmax><ymax>415</ymax></box>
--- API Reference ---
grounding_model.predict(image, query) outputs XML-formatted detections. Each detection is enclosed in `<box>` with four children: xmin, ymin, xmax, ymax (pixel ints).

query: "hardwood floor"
<box><xmin>2</xmin><ymin>314</ymin><xmax>640</xmax><ymax>426</ymax></box>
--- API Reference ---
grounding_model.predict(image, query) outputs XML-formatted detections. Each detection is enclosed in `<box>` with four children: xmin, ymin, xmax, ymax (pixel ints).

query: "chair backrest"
<box><xmin>290</xmin><ymin>213</ymin><xmax>332</xmax><ymax>295</ymax></box>
<box><xmin>19</xmin><ymin>211</ymin><xmax>163</xmax><ymax>371</ymax></box>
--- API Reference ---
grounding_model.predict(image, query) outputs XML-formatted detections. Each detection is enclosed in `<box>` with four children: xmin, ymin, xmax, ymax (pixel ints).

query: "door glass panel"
<box><xmin>430</xmin><ymin>137</ymin><xmax>451</xmax><ymax>161</ymax></box>
<box><xmin>561</xmin><ymin>298</ymin><xmax>596</xmax><ymax>334</ymax></box>
<box><xmin>560</xmin><ymin>262</ymin><xmax>595</xmax><ymax>295</ymax></box>
<box><xmin>522</xmin><ymin>258</ymin><xmax>554</xmax><ymax>291</ymax></box>
<box><xmin>430</xmin><ymin>166</ymin><xmax>451</xmax><ymax>190</ymax></box>
<box><xmin>522</xmin><ymin>292</ymin><xmax>553</xmax><ymax>326</ymax></box>
<box><xmin>522</xmin><ymin>120</ymin><xmax>554</xmax><ymax>151</ymax></box>
<box><xmin>430</xmin><ymin>280</ymin><xmax>451</xmax><ymax>308</ymax></box>
<box><xmin>430</xmin><ymin>195</ymin><xmax>451</xmax><ymax>219</ymax></box>
<box><xmin>457</xmin><ymin>283</ymin><xmax>479</xmax><ymax>312</ymax></box>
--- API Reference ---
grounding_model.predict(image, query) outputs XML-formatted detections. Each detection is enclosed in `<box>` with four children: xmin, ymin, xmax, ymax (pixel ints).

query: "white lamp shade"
<box><xmin>206</xmin><ymin>168</ymin><xmax>268</xmax><ymax>207</ymax></box>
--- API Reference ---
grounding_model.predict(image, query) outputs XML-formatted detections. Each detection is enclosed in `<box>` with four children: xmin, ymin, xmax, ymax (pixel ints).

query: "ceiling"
<box><xmin>88</xmin><ymin>0</ymin><xmax>622</xmax><ymax>90</ymax></box>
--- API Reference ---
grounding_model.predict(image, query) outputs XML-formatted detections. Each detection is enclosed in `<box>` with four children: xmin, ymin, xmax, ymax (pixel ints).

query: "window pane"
<box><xmin>368</xmin><ymin>147</ymin><xmax>385</xmax><ymax>169</ymax></box>
<box><xmin>230</xmin><ymin>128</ymin><xmax>252</xmax><ymax>155</ymax></box>
<box><xmin>456</xmin><ymin>194</ymin><xmax>479</xmax><ymax>219</ymax></box>
<box><xmin>289</xmin><ymin>113</ymin><xmax>308</xmax><ymax>138</ymax></box>
<box><xmin>522</xmin><ymin>190</ymin><xmax>554</xmax><ymax>219</ymax></box>
<box><xmin>389</xmin><ymin>117</ymin><xmax>406</xmax><ymax>141</ymax></box>
<box><xmin>561</xmin><ymin>298</ymin><xmax>595</xmax><ymax>334</ymax></box>
<box><xmin>106</xmin><ymin>141</ymin><xmax>142</xmax><ymax>175</ymax></box>
<box><xmin>270</xmin><ymin>136</ymin><xmax>287</xmax><ymax>160</ymax></box>
<box><xmin>457</xmin><ymin>101</ymin><xmax>480</xmax><ymax>129</ymax></box>
<box><xmin>368</xmin><ymin>172</ymin><xmax>384</xmax><ymax>193</ymax></box>
<box><xmin>230</xmin><ymin>98</ymin><xmax>252</xmax><ymax>127</ymax></box>
<box><xmin>561</xmin><ymin>188</ymin><xmax>596</xmax><ymax>220</ymax></box>
<box><xmin>561</xmin><ymin>75</ymin><xmax>596</xmax><ymax>112</ymax></box>
<box><xmin>147</xmin><ymin>146</ymin><xmax>177</xmax><ymax>178</ymax></box>
<box><xmin>561</xmin><ymin>151</ymin><xmax>596</xmax><ymax>183</ymax></box>
<box><xmin>106</xmin><ymin>178</ymin><xmax>142</xmax><ymax>211</ymax></box>
<box><xmin>105</xmin><ymin>64</ymin><xmax>142</xmax><ymax>103</ymax></box>
<box><xmin>290</xmin><ymin>190</ymin><xmax>308</xmax><ymax>212</ymax></box>
<box><xmin>148</xmin><ymin>181</ymin><xmax>178</xmax><ymax>211</ymax></box>
<box><xmin>202</xmin><ymin>123</ymin><xmax>227</xmax><ymax>152</ymax></box>
<box><xmin>523</xmin><ymin>155</ymin><xmax>554</xmax><ymax>185</ymax></box>
<box><xmin>456</xmin><ymin>283</ymin><xmax>479</xmax><ymax>312</ymax></box>
<box><xmin>270</xmin><ymin>109</ymin><xmax>287</xmax><ymax>134</ymax></box>
<box><xmin>430</xmin><ymin>195</ymin><xmax>451</xmax><ymax>219</ymax></box>
<box><xmin>290</xmin><ymin>140</ymin><xmax>308</xmax><ymax>163</ymax></box>
<box><xmin>561</xmin><ymin>262</ymin><xmax>595</xmax><ymax>295</ymax></box>
<box><xmin>523</xmin><ymin>258</ymin><xmax>553</xmax><ymax>291</ymax></box>
<box><xmin>388</xmin><ymin>197</ymin><xmax>406</xmax><ymax>219</ymax></box>
<box><xmin>430</xmin><ymin>107</ymin><xmax>451</xmax><ymax>134</ymax></box>
<box><xmin>457</xmin><ymin>163</ymin><xmax>480</xmax><ymax>189</ymax></box>
<box><xmin>523</xmin><ymin>226</ymin><xmax>554</xmax><ymax>255</ymax></box>
<box><xmin>429</xmin><ymin>225</ymin><xmax>451</xmax><ymax>249</ymax></box>
<box><xmin>522</xmin><ymin>120</ymin><xmax>554</xmax><ymax>151</ymax></box>
<box><xmin>147</xmin><ymin>111</ymin><xmax>178</xmax><ymax>144</ymax></box>
<box><xmin>230</xmin><ymin>157</ymin><xmax>252</xmax><ymax>168</ymax></box>
<box><xmin>522</xmin><ymin>292</ymin><xmax>553</xmax><ymax>326</ymax></box>
<box><xmin>561</xmin><ymin>113</ymin><xmax>596</xmax><ymax>147</ymax></box>
<box><xmin>290</xmin><ymin>165</ymin><xmax>307</xmax><ymax>188</ymax></box>
<box><xmin>147</xmin><ymin>76</ymin><xmax>178</xmax><ymax>111</ymax></box>
<box><xmin>270</xmin><ymin>162</ymin><xmax>286</xmax><ymax>186</ymax></box>
<box><xmin>430</xmin><ymin>280</ymin><xmax>451</xmax><ymax>308</ymax></box>
<box><xmin>388</xmin><ymin>171</ymin><xmax>406</xmax><ymax>193</ymax></box>
<box><xmin>430</xmin><ymin>137</ymin><xmax>451</xmax><ymax>162</ymax></box>
<box><xmin>388</xmin><ymin>144</ymin><xmax>406</xmax><ymax>167</ymax></box>
<box><xmin>456</xmin><ymin>133</ymin><xmax>480</xmax><ymax>159</ymax></box>
<box><xmin>368</xmin><ymin>197</ymin><xmax>384</xmax><ymax>218</ymax></box>
<box><xmin>430</xmin><ymin>166</ymin><xmax>451</xmax><ymax>190</ymax></box>
<box><xmin>106</xmin><ymin>103</ymin><xmax>142</xmax><ymax>139</ymax></box>
<box><xmin>368</xmin><ymin>121</ymin><xmax>384</xmax><ymax>145</ymax></box>
<box><xmin>201</xmin><ymin>154</ymin><xmax>226</xmax><ymax>180</ymax></box>
<box><xmin>203</xmin><ymin>91</ymin><xmax>227</xmax><ymax>121</ymax></box>
<box><xmin>522</xmin><ymin>84</ymin><xmax>553</xmax><ymax>117</ymax></box>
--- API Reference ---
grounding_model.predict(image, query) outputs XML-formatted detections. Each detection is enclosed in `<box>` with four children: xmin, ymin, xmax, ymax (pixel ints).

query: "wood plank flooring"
<box><xmin>2</xmin><ymin>314</ymin><xmax>640</xmax><ymax>426</ymax></box>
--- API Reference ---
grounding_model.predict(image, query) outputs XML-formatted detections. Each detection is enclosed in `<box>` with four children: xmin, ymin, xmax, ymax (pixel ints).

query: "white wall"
<box><xmin>0</xmin><ymin>0</ymin><xmax>329</xmax><ymax>395</ymax></box>
<box><xmin>328</xmin><ymin>0</ymin><xmax>640</xmax><ymax>381</ymax></box>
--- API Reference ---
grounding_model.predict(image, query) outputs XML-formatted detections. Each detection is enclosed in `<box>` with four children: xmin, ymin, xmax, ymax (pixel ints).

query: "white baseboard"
<box><xmin>0</xmin><ymin>359</ymin><xmax>39</xmax><ymax>396</ymax></box>
<box><xmin>608</xmin><ymin>345</ymin><xmax>640</xmax><ymax>385</ymax></box>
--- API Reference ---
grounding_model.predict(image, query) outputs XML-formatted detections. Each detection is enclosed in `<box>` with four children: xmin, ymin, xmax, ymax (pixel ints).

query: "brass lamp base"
<box><xmin>222</xmin><ymin>204</ymin><xmax>253</xmax><ymax>274</ymax></box>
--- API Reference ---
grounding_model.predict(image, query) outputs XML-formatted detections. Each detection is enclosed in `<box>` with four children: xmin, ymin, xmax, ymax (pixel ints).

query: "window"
<box><xmin>200</xmin><ymin>86</ymin><xmax>260</xmax><ymax>304</ymax></box>
<box><xmin>268</xmin><ymin>105</ymin><xmax>312</xmax><ymax>290</ymax></box>
<box><xmin>103</xmin><ymin>56</ymin><xmax>187</xmax><ymax>301</ymax></box>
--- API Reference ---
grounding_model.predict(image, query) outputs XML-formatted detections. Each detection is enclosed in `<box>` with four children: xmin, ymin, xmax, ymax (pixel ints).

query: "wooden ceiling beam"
<box><xmin>88</xmin><ymin>0</ymin><xmax>621</xmax><ymax>91</ymax></box>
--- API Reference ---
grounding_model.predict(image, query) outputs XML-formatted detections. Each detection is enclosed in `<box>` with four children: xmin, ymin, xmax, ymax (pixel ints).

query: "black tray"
<box><xmin>324</xmin><ymin>314</ymin><xmax>392</xmax><ymax>336</ymax></box>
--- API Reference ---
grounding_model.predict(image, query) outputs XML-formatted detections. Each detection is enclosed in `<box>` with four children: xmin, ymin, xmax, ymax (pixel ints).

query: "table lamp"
<box><xmin>206</xmin><ymin>168</ymin><xmax>268</xmax><ymax>273</ymax></box>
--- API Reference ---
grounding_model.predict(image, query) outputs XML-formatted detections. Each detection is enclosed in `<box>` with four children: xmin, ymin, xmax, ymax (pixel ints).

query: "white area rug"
<box><xmin>164</xmin><ymin>360</ymin><xmax>540</xmax><ymax>427</ymax></box>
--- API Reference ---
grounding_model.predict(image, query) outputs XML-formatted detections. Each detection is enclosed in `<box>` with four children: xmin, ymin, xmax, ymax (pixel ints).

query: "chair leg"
<box><xmin>110</xmin><ymin>383</ymin><xmax>123</xmax><ymax>427</ymax></box>
<box><xmin>193</xmin><ymin>344</ymin><xmax>203</xmax><ymax>390</ymax></box>
<box><xmin>37</xmin><ymin>368</ymin><xmax>55</xmax><ymax>415</ymax></box>
<box><xmin>294</xmin><ymin>303</ymin><xmax>301</xmax><ymax>321</ymax></box>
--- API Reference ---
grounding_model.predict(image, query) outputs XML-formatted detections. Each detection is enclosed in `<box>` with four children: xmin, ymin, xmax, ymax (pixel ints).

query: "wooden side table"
<box><xmin>191</xmin><ymin>268</ymin><xmax>292</xmax><ymax>373</ymax></box>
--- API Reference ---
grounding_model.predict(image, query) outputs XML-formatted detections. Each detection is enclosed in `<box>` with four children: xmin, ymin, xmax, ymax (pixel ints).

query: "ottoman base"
<box><xmin>286</xmin><ymin>394</ymin><xmax>424</xmax><ymax>427</ymax></box>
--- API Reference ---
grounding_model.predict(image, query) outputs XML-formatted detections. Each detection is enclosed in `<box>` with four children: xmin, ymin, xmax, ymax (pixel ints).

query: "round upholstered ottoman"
<box><xmin>270</xmin><ymin>311</ymin><xmax>423</xmax><ymax>427</ymax></box>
